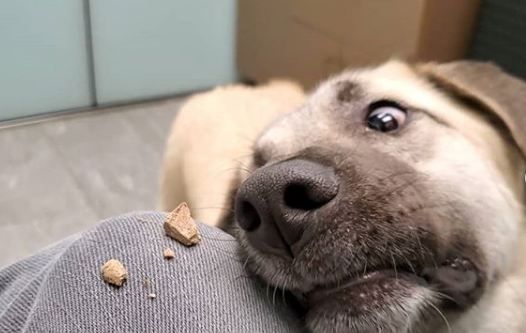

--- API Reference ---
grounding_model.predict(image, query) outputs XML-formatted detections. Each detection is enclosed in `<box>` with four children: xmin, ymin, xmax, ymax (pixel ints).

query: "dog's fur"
<box><xmin>159</xmin><ymin>80</ymin><xmax>305</xmax><ymax>226</ymax></box>
<box><xmin>160</xmin><ymin>61</ymin><xmax>526</xmax><ymax>332</ymax></box>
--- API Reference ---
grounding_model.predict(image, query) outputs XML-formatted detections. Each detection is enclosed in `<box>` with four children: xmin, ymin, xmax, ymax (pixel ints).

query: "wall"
<box><xmin>470</xmin><ymin>0</ymin><xmax>526</xmax><ymax>78</ymax></box>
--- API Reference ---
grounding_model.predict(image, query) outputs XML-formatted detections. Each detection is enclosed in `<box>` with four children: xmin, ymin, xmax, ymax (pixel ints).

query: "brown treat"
<box><xmin>164</xmin><ymin>202</ymin><xmax>201</xmax><ymax>246</ymax></box>
<box><xmin>163</xmin><ymin>247</ymin><xmax>175</xmax><ymax>259</ymax></box>
<box><xmin>143</xmin><ymin>277</ymin><xmax>150</xmax><ymax>289</ymax></box>
<box><xmin>101</xmin><ymin>259</ymin><xmax>127</xmax><ymax>287</ymax></box>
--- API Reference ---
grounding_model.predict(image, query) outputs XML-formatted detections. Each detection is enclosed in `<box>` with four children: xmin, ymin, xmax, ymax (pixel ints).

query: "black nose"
<box><xmin>235</xmin><ymin>159</ymin><xmax>339</xmax><ymax>257</ymax></box>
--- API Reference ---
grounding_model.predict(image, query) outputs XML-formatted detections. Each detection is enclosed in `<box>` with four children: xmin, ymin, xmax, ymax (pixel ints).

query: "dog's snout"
<box><xmin>235</xmin><ymin>159</ymin><xmax>339</xmax><ymax>257</ymax></box>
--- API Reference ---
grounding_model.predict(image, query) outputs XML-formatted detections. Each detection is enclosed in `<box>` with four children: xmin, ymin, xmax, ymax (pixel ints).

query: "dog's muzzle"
<box><xmin>235</xmin><ymin>159</ymin><xmax>339</xmax><ymax>258</ymax></box>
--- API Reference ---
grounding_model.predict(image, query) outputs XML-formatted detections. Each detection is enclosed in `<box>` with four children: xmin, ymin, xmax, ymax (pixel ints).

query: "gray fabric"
<box><xmin>0</xmin><ymin>212</ymin><xmax>303</xmax><ymax>332</ymax></box>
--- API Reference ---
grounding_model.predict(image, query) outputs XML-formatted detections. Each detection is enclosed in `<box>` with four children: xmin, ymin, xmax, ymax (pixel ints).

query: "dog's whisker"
<box><xmin>202</xmin><ymin>243</ymin><xmax>242</xmax><ymax>261</ymax></box>
<box><xmin>390</xmin><ymin>251</ymin><xmax>399</xmax><ymax>280</ymax></box>
<box><xmin>191</xmin><ymin>206</ymin><xmax>235</xmax><ymax>213</ymax></box>
<box><xmin>221</xmin><ymin>166</ymin><xmax>252</xmax><ymax>174</ymax></box>
<box><xmin>502</xmin><ymin>279</ymin><xmax>526</xmax><ymax>308</ymax></box>
<box><xmin>242</xmin><ymin>256</ymin><xmax>250</xmax><ymax>271</ymax></box>
<box><xmin>377</xmin><ymin>170</ymin><xmax>416</xmax><ymax>182</ymax></box>
<box><xmin>362</xmin><ymin>256</ymin><xmax>368</xmax><ymax>276</ymax></box>
<box><xmin>231</xmin><ymin>130</ymin><xmax>258</xmax><ymax>146</ymax></box>
<box><xmin>375</xmin><ymin>177</ymin><xmax>422</xmax><ymax>201</ymax></box>
<box><xmin>281</xmin><ymin>283</ymin><xmax>287</xmax><ymax>305</ymax></box>
<box><xmin>426</xmin><ymin>300</ymin><xmax>452</xmax><ymax>333</ymax></box>
<box><xmin>432</xmin><ymin>290</ymin><xmax>456</xmax><ymax>304</ymax></box>
<box><xmin>402</xmin><ymin>255</ymin><xmax>417</xmax><ymax>275</ymax></box>
<box><xmin>272</xmin><ymin>285</ymin><xmax>279</xmax><ymax>306</ymax></box>
<box><xmin>409</xmin><ymin>225</ymin><xmax>428</xmax><ymax>268</ymax></box>
<box><xmin>200</xmin><ymin>235</ymin><xmax>237</xmax><ymax>242</ymax></box>
<box><xmin>230</xmin><ymin>151</ymin><xmax>257</xmax><ymax>161</ymax></box>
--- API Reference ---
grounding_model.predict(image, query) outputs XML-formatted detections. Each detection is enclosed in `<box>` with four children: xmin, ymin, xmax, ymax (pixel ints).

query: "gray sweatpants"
<box><xmin>0</xmin><ymin>212</ymin><xmax>303</xmax><ymax>332</ymax></box>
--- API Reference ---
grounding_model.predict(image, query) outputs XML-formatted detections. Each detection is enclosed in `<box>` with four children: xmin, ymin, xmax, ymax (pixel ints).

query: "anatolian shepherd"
<box><xmin>160</xmin><ymin>61</ymin><xmax>526</xmax><ymax>333</ymax></box>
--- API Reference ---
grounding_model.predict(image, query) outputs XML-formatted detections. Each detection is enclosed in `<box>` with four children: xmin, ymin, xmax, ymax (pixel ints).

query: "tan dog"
<box><xmin>159</xmin><ymin>80</ymin><xmax>305</xmax><ymax>226</ymax></box>
<box><xmin>160</xmin><ymin>61</ymin><xmax>526</xmax><ymax>332</ymax></box>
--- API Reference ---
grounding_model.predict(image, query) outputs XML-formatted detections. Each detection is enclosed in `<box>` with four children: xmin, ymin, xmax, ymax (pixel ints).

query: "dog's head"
<box><xmin>233</xmin><ymin>61</ymin><xmax>526</xmax><ymax>332</ymax></box>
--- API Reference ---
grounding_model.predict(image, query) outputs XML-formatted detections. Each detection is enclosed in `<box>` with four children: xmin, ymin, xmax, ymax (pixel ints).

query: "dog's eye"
<box><xmin>367</xmin><ymin>102</ymin><xmax>407</xmax><ymax>132</ymax></box>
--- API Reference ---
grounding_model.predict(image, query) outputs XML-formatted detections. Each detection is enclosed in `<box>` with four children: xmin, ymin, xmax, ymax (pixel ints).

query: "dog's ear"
<box><xmin>418</xmin><ymin>60</ymin><xmax>526</xmax><ymax>158</ymax></box>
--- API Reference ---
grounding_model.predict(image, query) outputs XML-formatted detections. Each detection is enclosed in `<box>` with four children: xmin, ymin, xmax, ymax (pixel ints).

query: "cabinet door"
<box><xmin>0</xmin><ymin>0</ymin><xmax>92</xmax><ymax>120</ymax></box>
<box><xmin>90</xmin><ymin>0</ymin><xmax>237</xmax><ymax>104</ymax></box>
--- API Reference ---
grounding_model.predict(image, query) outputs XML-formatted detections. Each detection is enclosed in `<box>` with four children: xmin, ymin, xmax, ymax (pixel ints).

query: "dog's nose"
<box><xmin>235</xmin><ymin>159</ymin><xmax>339</xmax><ymax>257</ymax></box>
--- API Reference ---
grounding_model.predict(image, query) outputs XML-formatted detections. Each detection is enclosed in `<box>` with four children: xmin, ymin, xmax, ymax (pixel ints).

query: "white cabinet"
<box><xmin>90</xmin><ymin>0</ymin><xmax>237</xmax><ymax>104</ymax></box>
<box><xmin>0</xmin><ymin>0</ymin><xmax>237</xmax><ymax>120</ymax></box>
<box><xmin>0</xmin><ymin>0</ymin><xmax>93</xmax><ymax>120</ymax></box>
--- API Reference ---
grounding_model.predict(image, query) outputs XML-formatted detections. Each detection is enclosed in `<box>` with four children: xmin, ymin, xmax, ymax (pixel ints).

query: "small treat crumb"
<box><xmin>163</xmin><ymin>247</ymin><xmax>175</xmax><ymax>259</ymax></box>
<box><xmin>164</xmin><ymin>202</ymin><xmax>201</xmax><ymax>246</ymax></box>
<box><xmin>143</xmin><ymin>278</ymin><xmax>150</xmax><ymax>289</ymax></box>
<box><xmin>101</xmin><ymin>259</ymin><xmax>127</xmax><ymax>287</ymax></box>
<box><xmin>148</xmin><ymin>293</ymin><xmax>156</xmax><ymax>299</ymax></box>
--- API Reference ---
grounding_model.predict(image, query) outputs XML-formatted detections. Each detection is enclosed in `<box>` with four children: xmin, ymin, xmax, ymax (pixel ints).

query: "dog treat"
<box><xmin>163</xmin><ymin>247</ymin><xmax>175</xmax><ymax>259</ymax></box>
<box><xmin>164</xmin><ymin>202</ymin><xmax>201</xmax><ymax>246</ymax></box>
<box><xmin>101</xmin><ymin>259</ymin><xmax>127</xmax><ymax>287</ymax></box>
<box><xmin>148</xmin><ymin>293</ymin><xmax>156</xmax><ymax>299</ymax></box>
<box><xmin>143</xmin><ymin>277</ymin><xmax>150</xmax><ymax>289</ymax></box>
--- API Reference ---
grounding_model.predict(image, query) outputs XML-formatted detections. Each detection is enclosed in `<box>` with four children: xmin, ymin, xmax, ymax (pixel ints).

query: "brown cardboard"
<box><xmin>238</xmin><ymin>0</ymin><xmax>342</xmax><ymax>88</ymax></box>
<box><xmin>416</xmin><ymin>0</ymin><xmax>481</xmax><ymax>61</ymax></box>
<box><xmin>237</xmin><ymin>0</ymin><xmax>481</xmax><ymax>88</ymax></box>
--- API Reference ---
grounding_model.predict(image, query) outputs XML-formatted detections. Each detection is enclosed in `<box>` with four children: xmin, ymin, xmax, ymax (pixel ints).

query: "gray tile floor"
<box><xmin>0</xmin><ymin>97</ymin><xmax>184</xmax><ymax>267</ymax></box>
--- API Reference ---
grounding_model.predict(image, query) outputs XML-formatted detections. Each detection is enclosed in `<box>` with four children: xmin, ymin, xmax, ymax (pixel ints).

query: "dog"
<box><xmin>159</xmin><ymin>80</ymin><xmax>305</xmax><ymax>227</ymax></box>
<box><xmin>160</xmin><ymin>60</ymin><xmax>526</xmax><ymax>332</ymax></box>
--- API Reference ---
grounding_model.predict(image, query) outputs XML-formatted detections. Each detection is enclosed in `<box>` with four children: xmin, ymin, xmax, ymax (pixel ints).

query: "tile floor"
<box><xmin>0</xmin><ymin>97</ymin><xmax>184</xmax><ymax>267</ymax></box>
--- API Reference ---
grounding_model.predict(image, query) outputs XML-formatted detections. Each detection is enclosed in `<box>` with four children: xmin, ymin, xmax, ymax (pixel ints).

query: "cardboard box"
<box><xmin>237</xmin><ymin>0</ymin><xmax>481</xmax><ymax>88</ymax></box>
